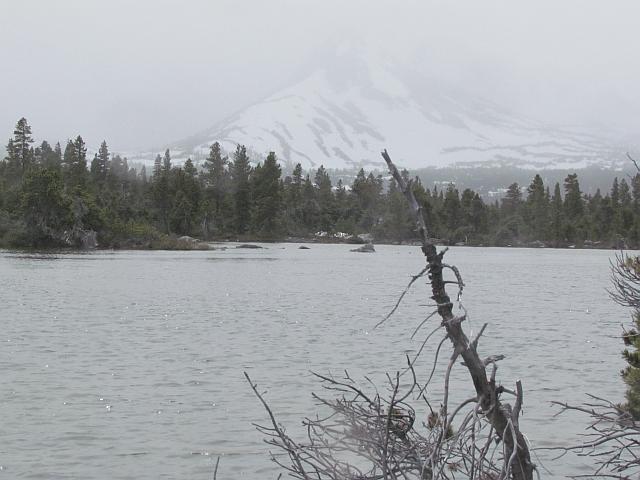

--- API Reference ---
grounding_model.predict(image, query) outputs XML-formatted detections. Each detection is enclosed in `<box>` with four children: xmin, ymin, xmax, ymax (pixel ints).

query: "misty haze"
<box><xmin>2</xmin><ymin>2</ymin><xmax>640</xmax><ymax>479</ymax></box>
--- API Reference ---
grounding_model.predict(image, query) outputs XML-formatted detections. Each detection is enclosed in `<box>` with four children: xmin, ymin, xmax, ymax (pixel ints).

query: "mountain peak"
<box><xmin>159</xmin><ymin>51</ymin><xmax>619</xmax><ymax>171</ymax></box>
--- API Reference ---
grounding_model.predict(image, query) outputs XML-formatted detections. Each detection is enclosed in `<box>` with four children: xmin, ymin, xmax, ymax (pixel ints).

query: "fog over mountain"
<box><xmin>151</xmin><ymin>44</ymin><xmax>623</xmax><ymax>170</ymax></box>
<box><xmin>2</xmin><ymin>1</ymin><xmax>640</xmax><ymax>167</ymax></box>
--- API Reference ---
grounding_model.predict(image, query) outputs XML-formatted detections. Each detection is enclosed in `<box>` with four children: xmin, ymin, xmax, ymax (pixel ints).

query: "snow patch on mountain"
<box><xmin>131</xmin><ymin>51</ymin><xmax>623</xmax><ymax>171</ymax></box>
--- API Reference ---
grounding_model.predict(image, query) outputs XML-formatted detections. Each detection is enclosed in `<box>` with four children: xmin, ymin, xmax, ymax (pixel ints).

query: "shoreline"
<box><xmin>0</xmin><ymin>236</ymin><xmax>632</xmax><ymax>253</ymax></box>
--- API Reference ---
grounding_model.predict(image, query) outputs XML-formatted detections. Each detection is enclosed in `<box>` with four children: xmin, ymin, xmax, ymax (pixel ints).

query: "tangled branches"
<box><xmin>545</xmin><ymin>251</ymin><xmax>640</xmax><ymax>478</ymax></box>
<box><xmin>546</xmin><ymin>396</ymin><xmax>639</xmax><ymax>478</ymax></box>
<box><xmin>246</xmin><ymin>361</ymin><xmax>524</xmax><ymax>480</ymax></box>
<box><xmin>610</xmin><ymin>253</ymin><xmax>640</xmax><ymax>311</ymax></box>
<box><xmin>246</xmin><ymin>149</ymin><xmax>535</xmax><ymax>480</ymax></box>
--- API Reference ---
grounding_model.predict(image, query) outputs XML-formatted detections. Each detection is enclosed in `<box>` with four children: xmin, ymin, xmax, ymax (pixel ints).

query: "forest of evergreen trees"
<box><xmin>1</xmin><ymin>117</ymin><xmax>639</xmax><ymax>249</ymax></box>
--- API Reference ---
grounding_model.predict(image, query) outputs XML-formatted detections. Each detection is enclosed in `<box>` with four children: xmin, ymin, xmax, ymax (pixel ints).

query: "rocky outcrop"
<box><xmin>178</xmin><ymin>235</ymin><xmax>200</xmax><ymax>244</ymax></box>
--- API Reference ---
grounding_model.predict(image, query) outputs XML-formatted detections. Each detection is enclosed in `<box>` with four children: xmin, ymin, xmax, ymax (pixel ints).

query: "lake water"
<box><xmin>0</xmin><ymin>244</ymin><xmax>632</xmax><ymax>479</ymax></box>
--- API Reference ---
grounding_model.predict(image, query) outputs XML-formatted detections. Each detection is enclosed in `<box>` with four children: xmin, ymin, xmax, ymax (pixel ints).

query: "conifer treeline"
<box><xmin>1</xmin><ymin>118</ymin><xmax>639</xmax><ymax>248</ymax></box>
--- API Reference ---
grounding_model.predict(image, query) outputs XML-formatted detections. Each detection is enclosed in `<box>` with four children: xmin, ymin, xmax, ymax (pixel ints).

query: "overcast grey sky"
<box><xmin>1</xmin><ymin>0</ymin><xmax>639</xmax><ymax>151</ymax></box>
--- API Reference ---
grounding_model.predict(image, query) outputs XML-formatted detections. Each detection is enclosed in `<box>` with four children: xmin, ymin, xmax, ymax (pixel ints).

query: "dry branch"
<box><xmin>545</xmin><ymin>249</ymin><xmax>640</xmax><ymax>478</ymax></box>
<box><xmin>245</xmin><ymin>149</ymin><xmax>536</xmax><ymax>480</ymax></box>
<box><xmin>381</xmin><ymin>149</ymin><xmax>534</xmax><ymax>480</ymax></box>
<box><xmin>543</xmin><ymin>397</ymin><xmax>640</xmax><ymax>478</ymax></box>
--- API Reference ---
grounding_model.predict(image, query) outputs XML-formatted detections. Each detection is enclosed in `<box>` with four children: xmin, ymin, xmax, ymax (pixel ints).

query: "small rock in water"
<box><xmin>236</xmin><ymin>244</ymin><xmax>263</xmax><ymax>249</ymax></box>
<box><xmin>351</xmin><ymin>243</ymin><xmax>375</xmax><ymax>253</ymax></box>
<box><xmin>298</xmin><ymin>245</ymin><xmax>310</xmax><ymax>249</ymax></box>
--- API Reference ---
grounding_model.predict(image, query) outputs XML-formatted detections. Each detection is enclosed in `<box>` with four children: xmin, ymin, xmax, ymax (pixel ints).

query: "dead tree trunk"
<box><xmin>381</xmin><ymin>149</ymin><xmax>534</xmax><ymax>480</ymax></box>
<box><xmin>245</xmin><ymin>150</ymin><xmax>537</xmax><ymax>480</ymax></box>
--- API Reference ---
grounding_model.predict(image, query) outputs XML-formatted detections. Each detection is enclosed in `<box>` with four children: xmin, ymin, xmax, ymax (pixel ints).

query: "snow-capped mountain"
<box><xmin>132</xmin><ymin>49</ymin><xmax>623</xmax><ymax>171</ymax></box>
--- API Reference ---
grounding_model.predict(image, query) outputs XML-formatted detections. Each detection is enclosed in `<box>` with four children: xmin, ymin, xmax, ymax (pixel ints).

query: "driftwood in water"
<box><xmin>244</xmin><ymin>149</ymin><xmax>535</xmax><ymax>480</ymax></box>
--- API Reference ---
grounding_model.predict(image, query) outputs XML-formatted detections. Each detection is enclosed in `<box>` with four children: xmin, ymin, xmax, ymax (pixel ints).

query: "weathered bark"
<box><xmin>381</xmin><ymin>149</ymin><xmax>534</xmax><ymax>480</ymax></box>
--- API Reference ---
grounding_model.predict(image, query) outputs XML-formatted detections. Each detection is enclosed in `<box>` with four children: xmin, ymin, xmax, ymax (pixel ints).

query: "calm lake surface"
<box><xmin>0</xmin><ymin>244</ymin><xmax>632</xmax><ymax>479</ymax></box>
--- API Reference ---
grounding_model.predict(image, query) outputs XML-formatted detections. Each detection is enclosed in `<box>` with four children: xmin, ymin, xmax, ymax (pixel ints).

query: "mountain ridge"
<box><xmin>129</xmin><ymin>51</ymin><xmax>626</xmax><ymax>171</ymax></box>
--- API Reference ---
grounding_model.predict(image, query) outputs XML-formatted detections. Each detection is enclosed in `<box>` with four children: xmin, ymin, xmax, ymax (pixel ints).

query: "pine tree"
<box><xmin>251</xmin><ymin>152</ymin><xmax>282</xmax><ymax>237</ymax></box>
<box><xmin>153</xmin><ymin>154</ymin><xmax>162</xmax><ymax>179</ymax></box>
<box><xmin>620</xmin><ymin>179</ymin><xmax>632</xmax><ymax>208</ymax></box>
<box><xmin>588</xmin><ymin>189</ymin><xmax>606</xmax><ymax>239</ymax></box>
<box><xmin>470</xmin><ymin>193</ymin><xmax>488</xmax><ymax>236</ymax></box>
<box><xmin>563</xmin><ymin>173</ymin><xmax>583</xmax><ymax>219</ymax></box>
<box><xmin>62</xmin><ymin>136</ymin><xmax>86</xmax><ymax>190</ymax></box>
<box><xmin>90</xmin><ymin>140</ymin><xmax>109</xmax><ymax>184</ymax></box>
<box><xmin>609</xmin><ymin>177</ymin><xmax>624</xmax><ymax>238</ymax></box>
<box><xmin>152</xmin><ymin>172</ymin><xmax>171</xmax><ymax>233</ymax></box>
<box><xmin>171</xmin><ymin>189</ymin><xmax>194</xmax><ymax>234</ymax></box>
<box><xmin>37</xmin><ymin>141</ymin><xmax>61</xmax><ymax>170</ymax></box>
<box><xmin>203</xmin><ymin>142</ymin><xmax>228</xmax><ymax>234</ymax></box>
<box><xmin>54</xmin><ymin>142</ymin><xmax>62</xmax><ymax>165</ymax></box>
<box><xmin>525</xmin><ymin>174</ymin><xmax>549</xmax><ymax>240</ymax></box>
<box><xmin>379</xmin><ymin>177</ymin><xmax>413</xmax><ymax>241</ymax></box>
<box><xmin>334</xmin><ymin>178</ymin><xmax>352</xmax><ymax>233</ymax></box>
<box><xmin>163</xmin><ymin>149</ymin><xmax>172</xmax><ymax>173</ymax></box>
<box><xmin>301</xmin><ymin>174</ymin><xmax>319</xmax><ymax>231</ymax></box>
<box><xmin>283</xmin><ymin>163</ymin><xmax>304</xmax><ymax>232</ymax></box>
<box><xmin>203</xmin><ymin>142</ymin><xmax>226</xmax><ymax>186</ymax></box>
<box><xmin>457</xmin><ymin>188</ymin><xmax>478</xmax><ymax>242</ymax></box>
<box><xmin>350</xmin><ymin>168</ymin><xmax>367</xmax><ymax>224</ymax></box>
<box><xmin>12</xmin><ymin>117</ymin><xmax>34</xmax><ymax>173</ymax></box>
<box><xmin>460</xmin><ymin>188</ymin><xmax>475</xmax><ymax>225</ymax></box>
<box><xmin>5</xmin><ymin>117</ymin><xmax>34</xmax><ymax>177</ymax></box>
<box><xmin>292</xmin><ymin>163</ymin><xmax>303</xmax><ymax>187</ymax></box>
<box><xmin>68</xmin><ymin>136</ymin><xmax>88</xmax><ymax>188</ymax></box>
<box><xmin>414</xmin><ymin>180</ymin><xmax>441</xmax><ymax>239</ymax></box>
<box><xmin>183</xmin><ymin>158</ymin><xmax>201</xmax><ymax>215</ymax></box>
<box><xmin>62</xmin><ymin>140</ymin><xmax>77</xmax><ymax>184</ymax></box>
<box><xmin>563</xmin><ymin>173</ymin><xmax>584</xmax><ymax>243</ymax></box>
<box><xmin>611</xmin><ymin>177</ymin><xmax>620</xmax><ymax>211</ymax></box>
<box><xmin>169</xmin><ymin>162</ymin><xmax>200</xmax><ymax>235</ymax></box>
<box><xmin>549</xmin><ymin>182</ymin><xmax>564</xmax><ymax>246</ymax></box>
<box><xmin>20</xmin><ymin>167</ymin><xmax>72</xmax><ymax>245</ymax></box>
<box><xmin>184</xmin><ymin>158</ymin><xmax>197</xmax><ymax>177</ymax></box>
<box><xmin>314</xmin><ymin>165</ymin><xmax>335</xmax><ymax>232</ymax></box>
<box><xmin>443</xmin><ymin>185</ymin><xmax>461</xmax><ymax>240</ymax></box>
<box><xmin>351</xmin><ymin>170</ymin><xmax>383</xmax><ymax>232</ymax></box>
<box><xmin>230</xmin><ymin>145</ymin><xmax>252</xmax><ymax>234</ymax></box>
<box><xmin>110</xmin><ymin>154</ymin><xmax>126</xmax><ymax>179</ymax></box>
<box><xmin>501</xmin><ymin>182</ymin><xmax>522</xmax><ymax>217</ymax></box>
<box><xmin>632</xmin><ymin>174</ymin><xmax>640</xmax><ymax>211</ymax></box>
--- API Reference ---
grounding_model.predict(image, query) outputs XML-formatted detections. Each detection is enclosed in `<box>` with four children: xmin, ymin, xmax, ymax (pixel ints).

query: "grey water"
<box><xmin>0</xmin><ymin>244</ymin><xmax>630</xmax><ymax>479</ymax></box>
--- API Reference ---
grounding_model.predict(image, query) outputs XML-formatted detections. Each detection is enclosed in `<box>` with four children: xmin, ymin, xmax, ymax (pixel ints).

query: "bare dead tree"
<box><xmin>379</xmin><ymin>149</ymin><xmax>533</xmax><ymax>480</ymax></box>
<box><xmin>245</xmin><ymin>149</ymin><xmax>535</xmax><ymax>480</ymax></box>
